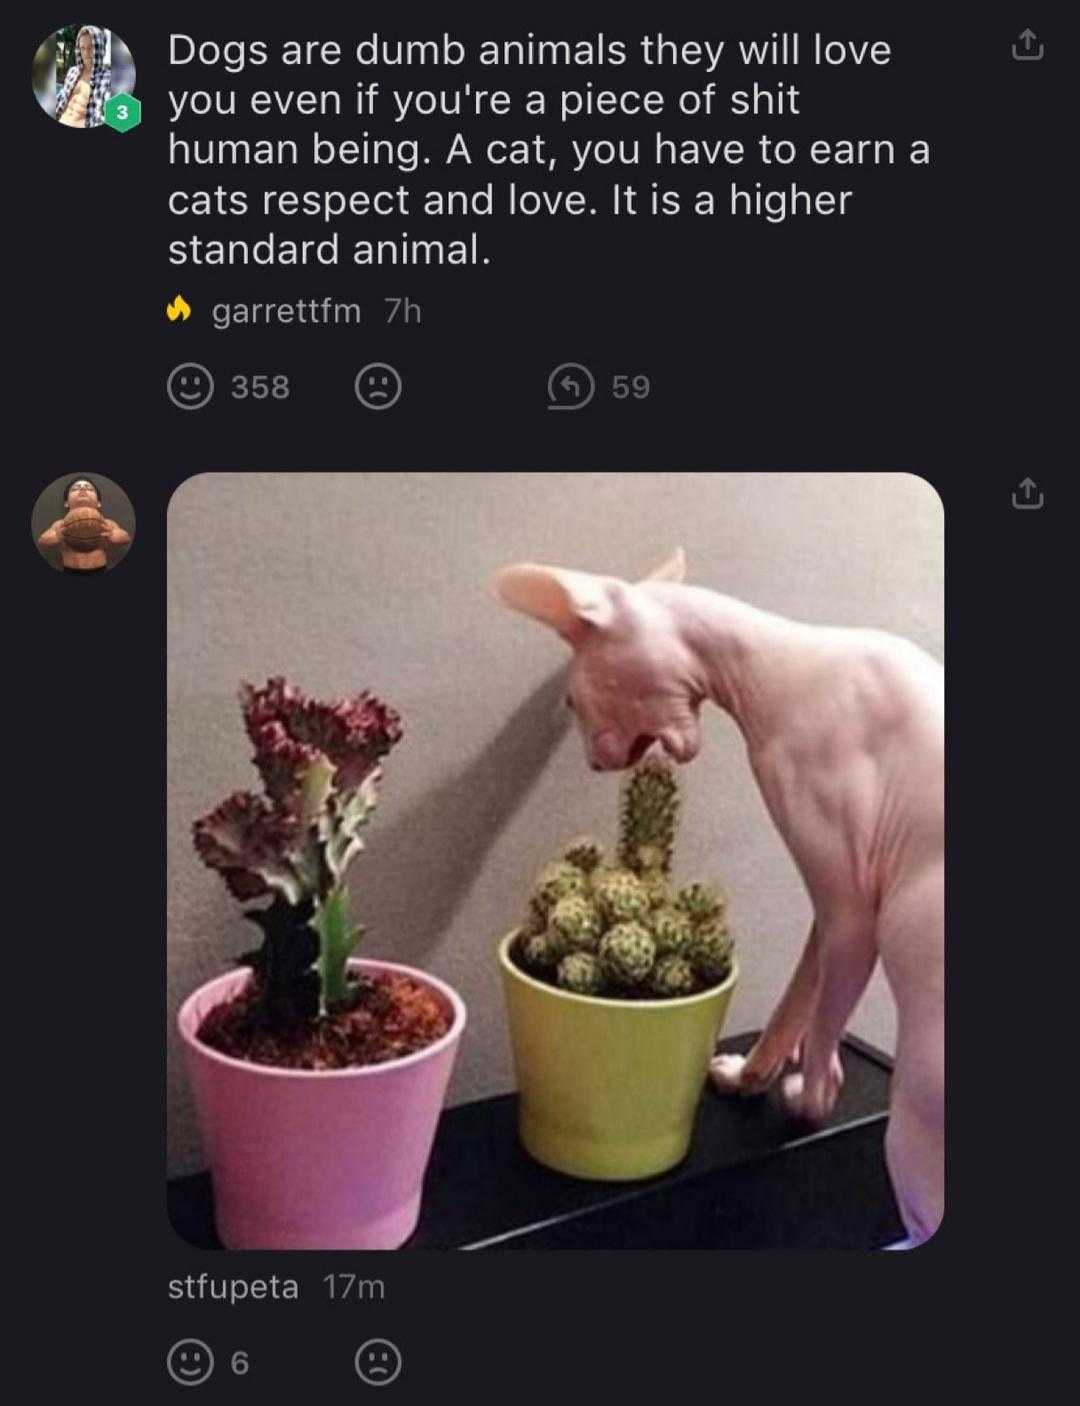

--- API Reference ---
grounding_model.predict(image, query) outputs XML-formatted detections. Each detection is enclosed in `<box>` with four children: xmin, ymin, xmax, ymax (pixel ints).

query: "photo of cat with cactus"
<box><xmin>510</xmin><ymin>753</ymin><xmax>735</xmax><ymax>1001</ymax></box>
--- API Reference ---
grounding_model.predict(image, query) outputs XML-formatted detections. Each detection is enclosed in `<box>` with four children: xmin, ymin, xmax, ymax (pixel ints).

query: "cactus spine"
<box><xmin>556</xmin><ymin>951</ymin><xmax>604</xmax><ymax>995</ymax></box>
<box><xmin>593</xmin><ymin>867</ymin><xmax>650</xmax><ymax>924</ymax></box>
<box><xmin>534</xmin><ymin>860</ymin><xmax>587</xmax><ymax>913</ymax></box>
<box><xmin>549</xmin><ymin>894</ymin><xmax>602</xmax><ymax>953</ymax></box>
<box><xmin>518</xmin><ymin>929</ymin><xmax>561</xmax><ymax>974</ymax></box>
<box><xmin>599</xmin><ymin>922</ymin><xmax>656</xmax><ymax>987</ymax></box>
<box><xmin>686</xmin><ymin>922</ymin><xmax>734</xmax><ymax>984</ymax></box>
<box><xmin>676</xmin><ymin>882</ymin><xmax>726</xmax><ymax>927</ymax></box>
<box><xmin>651</xmin><ymin>954</ymin><xmax>698</xmax><ymax>998</ymax></box>
<box><xmin>563</xmin><ymin>837</ymin><xmax>605</xmax><ymax>874</ymax></box>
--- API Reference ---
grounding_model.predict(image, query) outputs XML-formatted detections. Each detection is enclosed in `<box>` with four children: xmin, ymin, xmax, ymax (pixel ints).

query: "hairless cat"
<box><xmin>494</xmin><ymin>550</ymin><xmax>943</xmax><ymax>1246</ymax></box>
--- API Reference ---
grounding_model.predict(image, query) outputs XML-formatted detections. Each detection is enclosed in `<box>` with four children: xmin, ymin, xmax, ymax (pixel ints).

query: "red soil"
<box><xmin>197</xmin><ymin>972</ymin><xmax>451</xmax><ymax>1071</ymax></box>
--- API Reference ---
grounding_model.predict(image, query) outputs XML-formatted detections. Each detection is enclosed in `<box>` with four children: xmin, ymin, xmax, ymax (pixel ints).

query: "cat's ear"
<box><xmin>491</xmin><ymin>563</ymin><xmax>620</xmax><ymax>647</ymax></box>
<box><xmin>641</xmin><ymin>547</ymin><xmax>686</xmax><ymax>584</ymax></box>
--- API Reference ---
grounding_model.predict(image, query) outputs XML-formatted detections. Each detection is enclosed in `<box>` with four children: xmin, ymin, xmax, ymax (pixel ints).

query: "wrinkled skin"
<box><xmin>494</xmin><ymin>551</ymin><xmax>944</xmax><ymax>1245</ymax></box>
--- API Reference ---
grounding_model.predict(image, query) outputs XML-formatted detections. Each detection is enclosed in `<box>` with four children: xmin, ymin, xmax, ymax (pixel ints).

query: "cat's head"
<box><xmin>493</xmin><ymin>549</ymin><xmax>705</xmax><ymax>770</ymax></box>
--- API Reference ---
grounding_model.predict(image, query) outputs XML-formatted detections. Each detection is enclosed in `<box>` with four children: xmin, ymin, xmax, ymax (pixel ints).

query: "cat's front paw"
<box><xmin>710</xmin><ymin>1052</ymin><xmax>777</xmax><ymax>1097</ymax></box>
<box><xmin>781</xmin><ymin>1054</ymin><xmax>843</xmax><ymax>1122</ymax></box>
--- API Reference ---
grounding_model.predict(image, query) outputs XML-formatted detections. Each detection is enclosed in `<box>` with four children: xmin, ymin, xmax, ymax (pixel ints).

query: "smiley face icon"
<box><xmin>167</xmin><ymin>363</ymin><xmax>215</xmax><ymax>410</ymax></box>
<box><xmin>354</xmin><ymin>1339</ymin><xmax>403</xmax><ymax>1387</ymax></box>
<box><xmin>166</xmin><ymin>1338</ymin><xmax>215</xmax><ymax>1386</ymax></box>
<box><xmin>354</xmin><ymin>362</ymin><xmax>403</xmax><ymax>411</ymax></box>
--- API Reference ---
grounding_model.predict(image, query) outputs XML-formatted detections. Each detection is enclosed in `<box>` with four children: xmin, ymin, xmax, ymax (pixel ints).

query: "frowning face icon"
<box><xmin>354</xmin><ymin>363</ymin><xmax>403</xmax><ymax>410</ymax></box>
<box><xmin>166</xmin><ymin>1338</ymin><xmax>215</xmax><ymax>1386</ymax></box>
<box><xmin>354</xmin><ymin>1339</ymin><xmax>403</xmax><ymax>1386</ymax></box>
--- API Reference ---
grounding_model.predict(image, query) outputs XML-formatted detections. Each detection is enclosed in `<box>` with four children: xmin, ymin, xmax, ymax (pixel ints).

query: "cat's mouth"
<box><xmin>626</xmin><ymin>735</ymin><xmax>655</xmax><ymax>766</ymax></box>
<box><xmin>588</xmin><ymin>733</ymin><xmax>679</xmax><ymax>771</ymax></box>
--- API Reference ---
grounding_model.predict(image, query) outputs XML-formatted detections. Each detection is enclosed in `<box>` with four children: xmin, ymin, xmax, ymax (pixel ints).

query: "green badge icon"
<box><xmin>103</xmin><ymin>93</ymin><xmax>141</xmax><ymax>133</ymax></box>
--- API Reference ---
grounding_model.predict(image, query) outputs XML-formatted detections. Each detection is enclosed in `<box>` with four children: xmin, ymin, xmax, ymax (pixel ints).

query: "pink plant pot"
<box><xmin>177</xmin><ymin>958</ymin><xmax>466</xmax><ymax>1250</ymax></box>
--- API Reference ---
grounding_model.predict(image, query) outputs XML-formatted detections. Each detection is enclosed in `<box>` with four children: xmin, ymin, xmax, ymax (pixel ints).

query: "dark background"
<box><xmin>11</xmin><ymin>2</ymin><xmax>1067</xmax><ymax>1394</ymax></box>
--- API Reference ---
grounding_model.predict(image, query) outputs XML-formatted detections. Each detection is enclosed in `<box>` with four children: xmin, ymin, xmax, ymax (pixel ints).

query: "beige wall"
<box><xmin>167</xmin><ymin>472</ymin><xmax>943</xmax><ymax>1176</ymax></box>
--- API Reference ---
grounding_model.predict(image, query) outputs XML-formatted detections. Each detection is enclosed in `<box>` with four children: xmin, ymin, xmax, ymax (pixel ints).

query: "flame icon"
<box><xmin>166</xmin><ymin>294</ymin><xmax>192</xmax><ymax>323</ymax></box>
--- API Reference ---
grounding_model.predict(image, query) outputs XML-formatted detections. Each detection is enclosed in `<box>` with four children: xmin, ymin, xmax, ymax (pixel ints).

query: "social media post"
<box><xmin>15</xmin><ymin>4</ymin><xmax>1063</xmax><ymax>1394</ymax></box>
<box><xmin>24</xmin><ymin>11</ymin><xmax>1053</xmax><ymax>464</ymax></box>
<box><xmin>20</xmin><ymin>10</ymin><xmax>1035</xmax><ymax>447</ymax></box>
<box><xmin>165</xmin><ymin>469</ymin><xmax>942</xmax><ymax>1259</ymax></box>
<box><xmin>148</xmin><ymin>17</ymin><xmax>952</xmax><ymax>431</ymax></box>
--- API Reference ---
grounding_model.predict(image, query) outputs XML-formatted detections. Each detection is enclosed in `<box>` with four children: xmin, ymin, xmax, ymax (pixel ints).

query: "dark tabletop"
<box><xmin>167</xmin><ymin>1031</ymin><xmax>903</xmax><ymax>1251</ymax></box>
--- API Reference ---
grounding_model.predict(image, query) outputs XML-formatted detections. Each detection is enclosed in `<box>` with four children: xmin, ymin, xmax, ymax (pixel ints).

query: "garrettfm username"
<box><xmin>199</xmin><ymin>297</ymin><xmax>422</xmax><ymax>331</ymax></box>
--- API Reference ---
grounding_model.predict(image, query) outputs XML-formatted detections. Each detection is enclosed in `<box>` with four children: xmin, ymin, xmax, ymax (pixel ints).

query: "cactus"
<box><xmin>533</xmin><ymin>859</ymin><xmax>587</xmax><ymax>914</ymax></box>
<box><xmin>519</xmin><ymin>929</ymin><xmax>562</xmax><ymax>974</ymax></box>
<box><xmin>549</xmin><ymin>894</ymin><xmax>602</xmax><ymax>952</ymax></box>
<box><xmin>686</xmin><ymin>922</ymin><xmax>734</xmax><ymax>983</ymax></box>
<box><xmin>193</xmin><ymin>678</ymin><xmax>402</xmax><ymax>1029</ymax></box>
<box><xmin>520</xmin><ymin>901</ymin><xmax>547</xmax><ymax>938</ymax></box>
<box><xmin>556</xmin><ymin>951</ymin><xmax>604</xmax><ymax>995</ymax></box>
<box><xmin>592</xmin><ymin>867</ymin><xmax>649</xmax><ymax>924</ymax></box>
<box><xmin>564</xmin><ymin>837</ymin><xmax>605</xmax><ymax>874</ymax></box>
<box><xmin>599</xmin><ymin>921</ymin><xmax>656</xmax><ymax>987</ymax></box>
<box><xmin>618</xmin><ymin>755</ymin><xmax>679</xmax><ymax>875</ymax></box>
<box><xmin>639</xmin><ymin>867</ymin><xmax>672</xmax><ymax>910</ymax></box>
<box><xmin>508</xmin><ymin>758</ymin><xmax>735</xmax><ymax>1000</ymax></box>
<box><xmin>651</xmin><ymin>954</ymin><xmax>697</xmax><ymax>998</ymax></box>
<box><xmin>676</xmin><ymin>882</ymin><xmax>726</xmax><ymax>928</ymax></box>
<box><xmin>651</xmin><ymin>905</ymin><xmax>693</xmax><ymax>957</ymax></box>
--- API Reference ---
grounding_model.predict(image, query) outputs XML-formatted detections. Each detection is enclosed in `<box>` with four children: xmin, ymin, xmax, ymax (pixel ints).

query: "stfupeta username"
<box><xmin>169</xmin><ymin>1274</ymin><xmax>301</xmax><ymax>1304</ymax></box>
<box><xmin>209</xmin><ymin>297</ymin><xmax>376</xmax><ymax>330</ymax></box>
<box><xmin>169</xmin><ymin>1273</ymin><xmax>387</xmax><ymax>1304</ymax></box>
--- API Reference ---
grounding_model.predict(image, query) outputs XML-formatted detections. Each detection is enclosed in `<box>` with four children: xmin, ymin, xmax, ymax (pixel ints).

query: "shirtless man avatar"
<box><xmin>38</xmin><ymin>478</ymin><xmax>131</xmax><ymax>573</ymax></box>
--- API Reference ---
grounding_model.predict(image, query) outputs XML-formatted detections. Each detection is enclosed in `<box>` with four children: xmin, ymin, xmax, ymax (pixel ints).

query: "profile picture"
<box><xmin>31</xmin><ymin>24</ymin><xmax>135</xmax><ymax>128</ymax></box>
<box><xmin>32</xmin><ymin>474</ymin><xmax>135</xmax><ymax>574</ymax></box>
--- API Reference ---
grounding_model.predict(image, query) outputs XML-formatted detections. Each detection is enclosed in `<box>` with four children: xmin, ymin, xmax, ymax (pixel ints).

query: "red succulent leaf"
<box><xmin>192</xmin><ymin>790</ymin><xmax>300</xmax><ymax>900</ymax></box>
<box><xmin>248</xmin><ymin>719</ymin><xmax>324</xmax><ymax>807</ymax></box>
<box><xmin>240</xmin><ymin>677</ymin><xmax>303</xmax><ymax>739</ymax></box>
<box><xmin>240</xmin><ymin>678</ymin><xmax>403</xmax><ymax>796</ymax></box>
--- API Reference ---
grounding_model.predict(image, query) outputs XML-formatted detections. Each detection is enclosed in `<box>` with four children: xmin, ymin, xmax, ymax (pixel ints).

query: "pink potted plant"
<box><xmin>177</xmin><ymin>678</ymin><xmax>466</xmax><ymax>1250</ymax></box>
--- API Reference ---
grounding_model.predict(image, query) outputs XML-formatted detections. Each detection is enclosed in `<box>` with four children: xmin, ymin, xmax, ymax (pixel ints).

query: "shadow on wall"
<box><xmin>356</xmin><ymin>669</ymin><xmax>572</xmax><ymax>966</ymax></box>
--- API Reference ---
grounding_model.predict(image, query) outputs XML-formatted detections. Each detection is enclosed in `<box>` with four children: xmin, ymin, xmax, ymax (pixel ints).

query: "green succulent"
<box><xmin>599</xmin><ymin>921</ymin><xmax>656</xmax><ymax>987</ymax></box>
<box><xmin>549</xmin><ymin>894</ymin><xmax>602</xmax><ymax>952</ymax></box>
<box><xmin>563</xmin><ymin>837</ymin><xmax>605</xmax><ymax>874</ymax></box>
<box><xmin>520</xmin><ymin>902</ymin><xmax>547</xmax><ymax>938</ymax></box>
<box><xmin>635</xmin><ymin>844</ymin><xmax>666</xmax><ymax>873</ymax></box>
<box><xmin>651</xmin><ymin>954</ymin><xmax>698</xmax><ymax>998</ymax></box>
<box><xmin>508</xmin><ymin>758</ymin><xmax>737</xmax><ymax>1002</ymax></box>
<box><xmin>618</xmin><ymin>756</ymin><xmax>680</xmax><ymax>875</ymax></box>
<box><xmin>556</xmin><ymin>951</ymin><xmax>604</xmax><ymax>995</ymax></box>
<box><xmin>651</xmin><ymin>905</ymin><xmax>693</xmax><ymax>956</ymax></box>
<box><xmin>639</xmin><ymin>867</ymin><xmax>673</xmax><ymax>910</ymax></box>
<box><xmin>519</xmin><ymin>929</ymin><xmax>561</xmax><ymax>974</ymax></box>
<box><xmin>687</xmin><ymin>922</ymin><xmax>734</xmax><ymax>984</ymax></box>
<box><xmin>533</xmin><ymin>859</ymin><xmax>587</xmax><ymax>914</ymax></box>
<box><xmin>592</xmin><ymin>867</ymin><xmax>649</xmax><ymax>924</ymax></box>
<box><xmin>676</xmin><ymin>882</ymin><xmax>726</xmax><ymax>928</ymax></box>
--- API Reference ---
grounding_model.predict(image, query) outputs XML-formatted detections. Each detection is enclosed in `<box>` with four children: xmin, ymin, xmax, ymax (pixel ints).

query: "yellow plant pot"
<box><xmin>498</xmin><ymin>933</ymin><xmax>738</xmax><ymax>1181</ymax></box>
